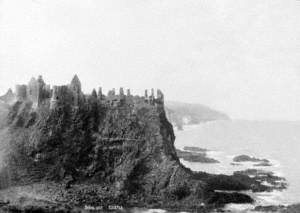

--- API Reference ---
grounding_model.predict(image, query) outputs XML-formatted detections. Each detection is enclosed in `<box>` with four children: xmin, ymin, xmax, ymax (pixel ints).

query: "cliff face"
<box><xmin>4</xmin><ymin>99</ymin><xmax>190</xmax><ymax>188</ymax></box>
<box><xmin>0</xmin><ymin>77</ymin><xmax>207</xmax><ymax>209</ymax></box>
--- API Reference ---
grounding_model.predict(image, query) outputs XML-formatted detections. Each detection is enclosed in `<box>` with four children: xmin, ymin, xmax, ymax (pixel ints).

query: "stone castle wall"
<box><xmin>15</xmin><ymin>85</ymin><xmax>27</xmax><ymax>100</ymax></box>
<box><xmin>14</xmin><ymin>75</ymin><xmax>164</xmax><ymax>110</ymax></box>
<box><xmin>27</xmin><ymin>78</ymin><xmax>39</xmax><ymax>106</ymax></box>
<box><xmin>50</xmin><ymin>86</ymin><xmax>73</xmax><ymax>109</ymax></box>
<box><xmin>15</xmin><ymin>76</ymin><xmax>51</xmax><ymax>108</ymax></box>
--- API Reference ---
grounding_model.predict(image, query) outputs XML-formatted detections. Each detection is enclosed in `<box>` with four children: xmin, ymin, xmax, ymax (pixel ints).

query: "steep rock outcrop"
<box><xmin>0</xmin><ymin>79</ymin><xmax>204</xmax><ymax>209</ymax></box>
<box><xmin>0</xmin><ymin>76</ymin><xmax>265</xmax><ymax>211</ymax></box>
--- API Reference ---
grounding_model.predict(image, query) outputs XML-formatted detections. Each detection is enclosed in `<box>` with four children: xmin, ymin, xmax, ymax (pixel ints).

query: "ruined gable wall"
<box><xmin>15</xmin><ymin>85</ymin><xmax>27</xmax><ymax>101</ymax></box>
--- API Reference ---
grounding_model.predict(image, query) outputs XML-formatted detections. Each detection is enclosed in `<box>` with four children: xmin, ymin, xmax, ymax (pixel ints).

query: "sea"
<box><xmin>174</xmin><ymin>120</ymin><xmax>300</xmax><ymax>210</ymax></box>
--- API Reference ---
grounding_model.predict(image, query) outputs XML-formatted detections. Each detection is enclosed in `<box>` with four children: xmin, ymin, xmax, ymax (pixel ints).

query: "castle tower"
<box><xmin>69</xmin><ymin>74</ymin><xmax>82</xmax><ymax>107</ymax></box>
<box><xmin>156</xmin><ymin>89</ymin><xmax>164</xmax><ymax>105</ymax></box>
<box><xmin>37</xmin><ymin>75</ymin><xmax>45</xmax><ymax>86</ymax></box>
<box><xmin>69</xmin><ymin>74</ymin><xmax>81</xmax><ymax>92</ymax></box>
<box><xmin>27</xmin><ymin>77</ymin><xmax>39</xmax><ymax>108</ymax></box>
<box><xmin>91</xmin><ymin>89</ymin><xmax>97</xmax><ymax>99</ymax></box>
<box><xmin>37</xmin><ymin>75</ymin><xmax>48</xmax><ymax>106</ymax></box>
<box><xmin>89</xmin><ymin>89</ymin><xmax>98</xmax><ymax>107</ymax></box>
<box><xmin>15</xmin><ymin>85</ymin><xmax>27</xmax><ymax>101</ymax></box>
<box><xmin>26</xmin><ymin>75</ymin><xmax>49</xmax><ymax>108</ymax></box>
<box><xmin>44</xmin><ymin>85</ymin><xmax>51</xmax><ymax>99</ymax></box>
<box><xmin>119</xmin><ymin>87</ymin><xmax>126</xmax><ymax>100</ymax></box>
<box><xmin>107</xmin><ymin>88</ymin><xmax>116</xmax><ymax>102</ymax></box>
<box><xmin>144</xmin><ymin>89</ymin><xmax>149</xmax><ymax>103</ymax></box>
<box><xmin>119</xmin><ymin>87</ymin><xmax>124</xmax><ymax>96</ymax></box>
<box><xmin>149</xmin><ymin>88</ymin><xmax>155</xmax><ymax>105</ymax></box>
<box><xmin>126</xmin><ymin>89</ymin><xmax>131</xmax><ymax>96</ymax></box>
<box><xmin>119</xmin><ymin>87</ymin><xmax>126</xmax><ymax>104</ymax></box>
<box><xmin>50</xmin><ymin>86</ymin><xmax>59</xmax><ymax>109</ymax></box>
<box><xmin>98</xmin><ymin>87</ymin><xmax>103</xmax><ymax>99</ymax></box>
<box><xmin>150</xmin><ymin>88</ymin><xmax>154</xmax><ymax>97</ymax></box>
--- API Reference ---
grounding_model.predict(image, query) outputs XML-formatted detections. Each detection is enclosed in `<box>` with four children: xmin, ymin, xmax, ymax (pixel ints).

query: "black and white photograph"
<box><xmin>0</xmin><ymin>0</ymin><xmax>300</xmax><ymax>212</ymax></box>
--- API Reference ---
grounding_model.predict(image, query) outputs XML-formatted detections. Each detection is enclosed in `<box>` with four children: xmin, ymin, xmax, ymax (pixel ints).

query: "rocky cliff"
<box><xmin>0</xmin><ymin>76</ymin><xmax>268</xmax><ymax>211</ymax></box>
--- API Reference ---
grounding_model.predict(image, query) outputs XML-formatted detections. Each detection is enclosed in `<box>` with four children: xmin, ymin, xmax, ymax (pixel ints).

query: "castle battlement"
<box><xmin>12</xmin><ymin>75</ymin><xmax>164</xmax><ymax>110</ymax></box>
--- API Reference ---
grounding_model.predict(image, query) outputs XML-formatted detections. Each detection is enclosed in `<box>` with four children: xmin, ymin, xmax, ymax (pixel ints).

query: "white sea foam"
<box><xmin>131</xmin><ymin>208</ymin><xmax>167</xmax><ymax>213</ymax></box>
<box><xmin>225</xmin><ymin>203</ymin><xmax>254</xmax><ymax>212</ymax></box>
<box><xmin>254</xmin><ymin>191</ymin><xmax>287</xmax><ymax>205</ymax></box>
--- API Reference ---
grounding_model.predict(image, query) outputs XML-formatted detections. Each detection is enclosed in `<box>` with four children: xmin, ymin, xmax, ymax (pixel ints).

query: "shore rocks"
<box><xmin>233</xmin><ymin>155</ymin><xmax>270</xmax><ymax>164</ymax></box>
<box><xmin>183</xmin><ymin>146</ymin><xmax>208</xmax><ymax>152</ymax></box>
<box><xmin>253</xmin><ymin>205</ymin><xmax>286</xmax><ymax>212</ymax></box>
<box><xmin>253</xmin><ymin>162</ymin><xmax>272</xmax><ymax>167</ymax></box>
<box><xmin>206</xmin><ymin>192</ymin><xmax>253</xmax><ymax>206</ymax></box>
<box><xmin>234</xmin><ymin>169</ymin><xmax>287</xmax><ymax>192</ymax></box>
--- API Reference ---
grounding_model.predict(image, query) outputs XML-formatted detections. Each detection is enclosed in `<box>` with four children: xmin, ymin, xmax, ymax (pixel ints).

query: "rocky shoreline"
<box><xmin>253</xmin><ymin>204</ymin><xmax>300</xmax><ymax>212</ymax></box>
<box><xmin>0</xmin><ymin>150</ymin><xmax>289</xmax><ymax>213</ymax></box>
<box><xmin>0</xmin><ymin>161</ymin><xmax>288</xmax><ymax>212</ymax></box>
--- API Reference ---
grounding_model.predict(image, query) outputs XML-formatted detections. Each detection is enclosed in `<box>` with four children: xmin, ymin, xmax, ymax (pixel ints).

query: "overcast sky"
<box><xmin>0</xmin><ymin>0</ymin><xmax>300</xmax><ymax>120</ymax></box>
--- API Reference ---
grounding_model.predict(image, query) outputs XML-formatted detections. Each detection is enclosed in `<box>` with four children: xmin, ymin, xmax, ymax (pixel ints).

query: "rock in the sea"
<box><xmin>254</xmin><ymin>162</ymin><xmax>272</xmax><ymax>167</ymax></box>
<box><xmin>254</xmin><ymin>204</ymin><xmax>300</xmax><ymax>213</ymax></box>
<box><xmin>183</xmin><ymin>146</ymin><xmax>208</xmax><ymax>152</ymax></box>
<box><xmin>230</xmin><ymin>163</ymin><xmax>242</xmax><ymax>166</ymax></box>
<box><xmin>233</xmin><ymin>155</ymin><xmax>270</xmax><ymax>163</ymax></box>
<box><xmin>176</xmin><ymin>149</ymin><xmax>219</xmax><ymax>163</ymax></box>
<box><xmin>254</xmin><ymin>205</ymin><xmax>286</xmax><ymax>212</ymax></box>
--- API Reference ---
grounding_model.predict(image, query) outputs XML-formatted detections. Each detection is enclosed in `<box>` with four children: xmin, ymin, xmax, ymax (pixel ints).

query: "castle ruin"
<box><xmin>12</xmin><ymin>75</ymin><xmax>164</xmax><ymax>110</ymax></box>
<box><xmin>15</xmin><ymin>75</ymin><xmax>51</xmax><ymax>108</ymax></box>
